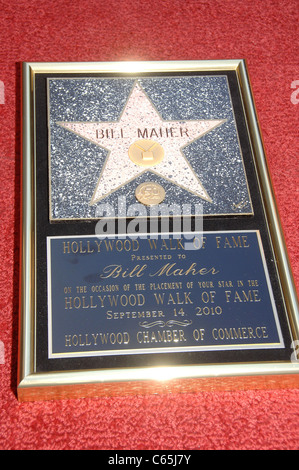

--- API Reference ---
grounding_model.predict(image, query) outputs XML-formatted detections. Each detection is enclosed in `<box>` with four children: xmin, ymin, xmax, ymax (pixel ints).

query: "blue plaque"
<box><xmin>47</xmin><ymin>231</ymin><xmax>283</xmax><ymax>358</ymax></box>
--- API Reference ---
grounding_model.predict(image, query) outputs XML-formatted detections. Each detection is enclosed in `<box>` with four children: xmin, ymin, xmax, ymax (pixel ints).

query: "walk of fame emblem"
<box><xmin>135</xmin><ymin>182</ymin><xmax>166</xmax><ymax>206</ymax></box>
<box><xmin>48</xmin><ymin>76</ymin><xmax>253</xmax><ymax>220</ymax></box>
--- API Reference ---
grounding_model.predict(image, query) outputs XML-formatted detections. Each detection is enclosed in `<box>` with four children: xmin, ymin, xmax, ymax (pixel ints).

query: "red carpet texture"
<box><xmin>0</xmin><ymin>0</ymin><xmax>298</xmax><ymax>450</ymax></box>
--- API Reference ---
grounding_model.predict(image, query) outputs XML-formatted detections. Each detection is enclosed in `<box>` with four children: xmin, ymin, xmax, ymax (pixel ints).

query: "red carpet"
<box><xmin>0</xmin><ymin>0</ymin><xmax>298</xmax><ymax>450</ymax></box>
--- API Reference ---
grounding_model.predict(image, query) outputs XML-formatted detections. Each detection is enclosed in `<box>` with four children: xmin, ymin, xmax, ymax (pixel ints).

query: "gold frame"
<box><xmin>18</xmin><ymin>60</ymin><xmax>299</xmax><ymax>402</ymax></box>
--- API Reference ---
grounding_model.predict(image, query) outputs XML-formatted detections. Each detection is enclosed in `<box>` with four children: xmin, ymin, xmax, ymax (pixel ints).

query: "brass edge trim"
<box><xmin>18</xmin><ymin>63</ymin><xmax>36</xmax><ymax>384</ymax></box>
<box><xmin>23</xmin><ymin>59</ymin><xmax>241</xmax><ymax>75</ymax></box>
<box><xmin>236</xmin><ymin>60</ymin><xmax>299</xmax><ymax>341</ymax></box>
<box><xmin>18</xmin><ymin>362</ymin><xmax>299</xmax><ymax>390</ymax></box>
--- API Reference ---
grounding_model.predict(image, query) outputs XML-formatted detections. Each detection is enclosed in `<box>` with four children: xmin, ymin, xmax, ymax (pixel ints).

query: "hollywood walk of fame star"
<box><xmin>57</xmin><ymin>81</ymin><xmax>226</xmax><ymax>205</ymax></box>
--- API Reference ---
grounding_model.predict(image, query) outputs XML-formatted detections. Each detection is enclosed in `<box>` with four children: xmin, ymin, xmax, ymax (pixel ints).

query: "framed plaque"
<box><xmin>18</xmin><ymin>60</ymin><xmax>299</xmax><ymax>401</ymax></box>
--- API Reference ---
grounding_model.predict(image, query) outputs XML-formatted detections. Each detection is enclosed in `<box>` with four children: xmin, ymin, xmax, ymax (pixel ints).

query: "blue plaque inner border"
<box><xmin>47</xmin><ymin>231</ymin><xmax>284</xmax><ymax>359</ymax></box>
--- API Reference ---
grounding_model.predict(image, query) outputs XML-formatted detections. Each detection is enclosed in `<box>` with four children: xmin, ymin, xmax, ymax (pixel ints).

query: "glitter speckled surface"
<box><xmin>48</xmin><ymin>76</ymin><xmax>253</xmax><ymax>220</ymax></box>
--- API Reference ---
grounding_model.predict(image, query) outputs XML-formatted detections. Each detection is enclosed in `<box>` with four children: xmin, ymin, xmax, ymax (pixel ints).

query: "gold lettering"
<box><xmin>225</xmin><ymin>290</ymin><xmax>261</xmax><ymax>303</ymax></box>
<box><xmin>100</xmin><ymin>264</ymin><xmax>147</xmax><ymax>279</ymax></box>
<box><xmin>64</xmin><ymin>296</ymin><xmax>98</xmax><ymax>309</ymax></box>
<box><xmin>136</xmin><ymin>329</ymin><xmax>186</xmax><ymax>344</ymax></box>
<box><xmin>94</xmin><ymin>239</ymin><xmax>103</xmax><ymax>252</ymax></box>
<box><xmin>150</xmin><ymin>262</ymin><xmax>219</xmax><ymax>277</ymax></box>
<box><xmin>153</xmin><ymin>291</ymin><xmax>192</xmax><ymax>305</ymax></box>
<box><xmin>92</xmin><ymin>333</ymin><xmax>98</xmax><ymax>345</ymax></box>
<box><xmin>98</xmin><ymin>295</ymin><xmax>106</xmax><ymax>307</ymax></box>
<box><xmin>149</xmin><ymin>282</ymin><xmax>183</xmax><ymax>290</ymax></box>
<box><xmin>215</xmin><ymin>235</ymin><xmax>250</xmax><ymax>249</ymax></box>
<box><xmin>63</xmin><ymin>241</ymin><xmax>70</xmax><ymax>254</ymax></box>
<box><xmin>212</xmin><ymin>326</ymin><xmax>268</xmax><ymax>341</ymax></box>
<box><xmin>147</xmin><ymin>239</ymin><xmax>158</xmax><ymax>250</ymax></box>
